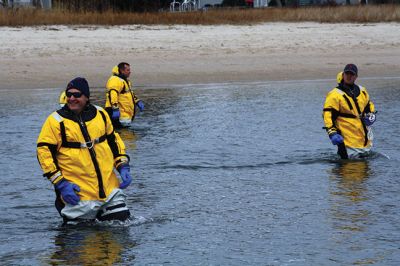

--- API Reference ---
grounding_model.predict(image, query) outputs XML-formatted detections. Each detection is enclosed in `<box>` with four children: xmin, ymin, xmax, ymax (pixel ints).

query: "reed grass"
<box><xmin>1</xmin><ymin>5</ymin><xmax>399</xmax><ymax>26</ymax></box>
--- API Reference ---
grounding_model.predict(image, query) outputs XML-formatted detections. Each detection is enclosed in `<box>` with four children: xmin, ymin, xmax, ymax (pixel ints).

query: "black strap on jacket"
<box><xmin>342</xmin><ymin>95</ymin><xmax>353</xmax><ymax>111</ymax></box>
<box><xmin>59</xmin><ymin>121</ymin><xmax>107</xmax><ymax>149</ymax></box>
<box><xmin>75</xmin><ymin>113</ymin><xmax>106</xmax><ymax>199</ymax></box>
<box><xmin>107</xmin><ymin>89</ymin><xmax>119</xmax><ymax>103</ymax></box>
<box><xmin>352</xmin><ymin>97</ymin><xmax>369</xmax><ymax>147</ymax></box>
<box><xmin>323</xmin><ymin>108</ymin><xmax>358</xmax><ymax>119</ymax></box>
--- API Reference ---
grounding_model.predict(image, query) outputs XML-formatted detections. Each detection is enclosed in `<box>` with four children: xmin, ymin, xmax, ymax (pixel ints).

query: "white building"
<box><xmin>199</xmin><ymin>0</ymin><xmax>223</xmax><ymax>8</ymax></box>
<box><xmin>7</xmin><ymin>0</ymin><xmax>32</xmax><ymax>6</ymax></box>
<box><xmin>5</xmin><ymin>0</ymin><xmax>51</xmax><ymax>8</ymax></box>
<box><xmin>253</xmin><ymin>0</ymin><xmax>269</xmax><ymax>7</ymax></box>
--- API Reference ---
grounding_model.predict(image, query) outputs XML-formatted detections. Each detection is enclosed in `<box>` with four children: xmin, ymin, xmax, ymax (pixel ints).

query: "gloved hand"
<box><xmin>136</xmin><ymin>100</ymin><xmax>144</xmax><ymax>112</ymax></box>
<box><xmin>118</xmin><ymin>164</ymin><xmax>132</xmax><ymax>189</ymax></box>
<box><xmin>329</xmin><ymin>133</ymin><xmax>344</xmax><ymax>146</ymax></box>
<box><xmin>111</xmin><ymin>108</ymin><xmax>120</xmax><ymax>120</ymax></box>
<box><xmin>363</xmin><ymin>113</ymin><xmax>376</xmax><ymax>126</ymax></box>
<box><xmin>55</xmin><ymin>179</ymin><xmax>80</xmax><ymax>205</ymax></box>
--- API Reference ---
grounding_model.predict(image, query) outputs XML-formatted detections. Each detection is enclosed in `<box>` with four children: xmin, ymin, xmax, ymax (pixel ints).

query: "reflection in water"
<box><xmin>329</xmin><ymin>160</ymin><xmax>371</xmax><ymax>232</ymax></box>
<box><xmin>332</xmin><ymin>160</ymin><xmax>371</xmax><ymax>185</ymax></box>
<box><xmin>116</xmin><ymin>128</ymin><xmax>138</xmax><ymax>151</ymax></box>
<box><xmin>47</xmin><ymin>226</ymin><xmax>135</xmax><ymax>265</ymax></box>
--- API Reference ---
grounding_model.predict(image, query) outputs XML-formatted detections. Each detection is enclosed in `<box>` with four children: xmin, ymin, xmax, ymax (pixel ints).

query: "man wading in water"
<box><xmin>323</xmin><ymin>64</ymin><xmax>377</xmax><ymax>159</ymax></box>
<box><xmin>105</xmin><ymin>62</ymin><xmax>144</xmax><ymax>128</ymax></box>
<box><xmin>37</xmin><ymin>77</ymin><xmax>133</xmax><ymax>223</ymax></box>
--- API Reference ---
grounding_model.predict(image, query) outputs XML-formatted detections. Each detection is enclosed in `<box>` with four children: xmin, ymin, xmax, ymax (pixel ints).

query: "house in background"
<box><xmin>3</xmin><ymin>0</ymin><xmax>51</xmax><ymax>8</ymax></box>
<box><xmin>253</xmin><ymin>0</ymin><xmax>269</xmax><ymax>6</ymax></box>
<box><xmin>199</xmin><ymin>0</ymin><xmax>223</xmax><ymax>8</ymax></box>
<box><xmin>170</xmin><ymin>0</ymin><xmax>223</xmax><ymax>11</ymax></box>
<box><xmin>252</xmin><ymin>0</ymin><xmax>364</xmax><ymax>7</ymax></box>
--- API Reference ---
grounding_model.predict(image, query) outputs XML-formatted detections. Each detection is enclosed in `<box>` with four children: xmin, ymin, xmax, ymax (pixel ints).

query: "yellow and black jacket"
<box><xmin>37</xmin><ymin>104</ymin><xmax>129</xmax><ymax>201</ymax></box>
<box><xmin>105</xmin><ymin>66</ymin><xmax>141</xmax><ymax>124</ymax></box>
<box><xmin>323</xmin><ymin>83</ymin><xmax>375</xmax><ymax>149</ymax></box>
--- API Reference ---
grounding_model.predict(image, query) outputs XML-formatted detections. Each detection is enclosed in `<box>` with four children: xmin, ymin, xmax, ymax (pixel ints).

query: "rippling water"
<box><xmin>0</xmin><ymin>79</ymin><xmax>399</xmax><ymax>265</ymax></box>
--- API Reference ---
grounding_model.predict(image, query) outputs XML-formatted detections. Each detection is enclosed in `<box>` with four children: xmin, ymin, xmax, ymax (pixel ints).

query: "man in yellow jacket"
<box><xmin>323</xmin><ymin>64</ymin><xmax>376</xmax><ymax>159</ymax></box>
<box><xmin>37</xmin><ymin>77</ymin><xmax>133</xmax><ymax>223</ymax></box>
<box><xmin>59</xmin><ymin>91</ymin><xmax>67</xmax><ymax>107</ymax></box>
<box><xmin>105</xmin><ymin>62</ymin><xmax>144</xmax><ymax>128</ymax></box>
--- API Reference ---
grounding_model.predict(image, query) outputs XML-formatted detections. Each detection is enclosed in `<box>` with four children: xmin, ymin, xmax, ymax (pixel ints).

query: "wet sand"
<box><xmin>1</xmin><ymin>23</ymin><xmax>399</xmax><ymax>90</ymax></box>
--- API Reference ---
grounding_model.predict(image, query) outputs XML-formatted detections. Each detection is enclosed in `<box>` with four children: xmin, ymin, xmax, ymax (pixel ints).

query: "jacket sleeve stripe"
<box><xmin>37</xmin><ymin>142</ymin><xmax>59</xmax><ymax>168</ymax></box>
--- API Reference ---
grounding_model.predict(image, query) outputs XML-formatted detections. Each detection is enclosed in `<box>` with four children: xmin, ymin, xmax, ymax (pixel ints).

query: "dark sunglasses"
<box><xmin>66</xmin><ymin>91</ymin><xmax>83</xmax><ymax>98</ymax></box>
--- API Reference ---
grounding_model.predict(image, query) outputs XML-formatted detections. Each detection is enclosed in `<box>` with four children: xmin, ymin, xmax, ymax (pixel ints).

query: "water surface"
<box><xmin>0</xmin><ymin>79</ymin><xmax>399</xmax><ymax>265</ymax></box>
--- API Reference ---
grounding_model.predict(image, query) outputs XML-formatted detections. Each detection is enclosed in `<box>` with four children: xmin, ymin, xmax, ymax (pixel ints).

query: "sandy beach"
<box><xmin>1</xmin><ymin>22</ymin><xmax>399</xmax><ymax>90</ymax></box>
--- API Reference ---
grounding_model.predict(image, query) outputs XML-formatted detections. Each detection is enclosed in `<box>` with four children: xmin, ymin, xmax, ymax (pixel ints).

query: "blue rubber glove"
<box><xmin>112</xmin><ymin>108</ymin><xmax>120</xmax><ymax>120</ymax></box>
<box><xmin>363</xmin><ymin>113</ymin><xmax>376</xmax><ymax>126</ymax></box>
<box><xmin>329</xmin><ymin>133</ymin><xmax>344</xmax><ymax>146</ymax></box>
<box><xmin>136</xmin><ymin>100</ymin><xmax>144</xmax><ymax>112</ymax></box>
<box><xmin>55</xmin><ymin>179</ymin><xmax>80</xmax><ymax>205</ymax></box>
<box><xmin>118</xmin><ymin>164</ymin><xmax>132</xmax><ymax>189</ymax></box>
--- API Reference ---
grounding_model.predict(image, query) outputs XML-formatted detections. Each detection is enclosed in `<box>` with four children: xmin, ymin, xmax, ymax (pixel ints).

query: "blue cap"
<box><xmin>343</xmin><ymin>64</ymin><xmax>358</xmax><ymax>75</ymax></box>
<box><xmin>66</xmin><ymin>77</ymin><xmax>90</xmax><ymax>98</ymax></box>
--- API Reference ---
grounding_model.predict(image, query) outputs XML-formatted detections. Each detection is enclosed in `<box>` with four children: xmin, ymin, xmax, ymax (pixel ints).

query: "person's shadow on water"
<box><xmin>46</xmin><ymin>225</ymin><xmax>136</xmax><ymax>265</ymax></box>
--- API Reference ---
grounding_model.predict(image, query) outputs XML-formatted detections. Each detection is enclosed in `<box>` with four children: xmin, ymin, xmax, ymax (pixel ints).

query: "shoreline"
<box><xmin>2</xmin><ymin>74</ymin><xmax>400</xmax><ymax>92</ymax></box>
<box><xmin>1</xmin><ymin>23</ymin><xmax>399</xmax><ymax>90</ymax></box>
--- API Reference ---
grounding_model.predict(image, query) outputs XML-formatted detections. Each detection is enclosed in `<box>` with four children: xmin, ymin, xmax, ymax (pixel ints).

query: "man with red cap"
<box><xmin>323</xmin><ymin>64</ymin><xmax>377</xmax><ymax>159</ymax></box>
<box><xmin>37</xmin><ymin>77</ymin><xmax>133</xmax><ymax>223</ymax></box>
